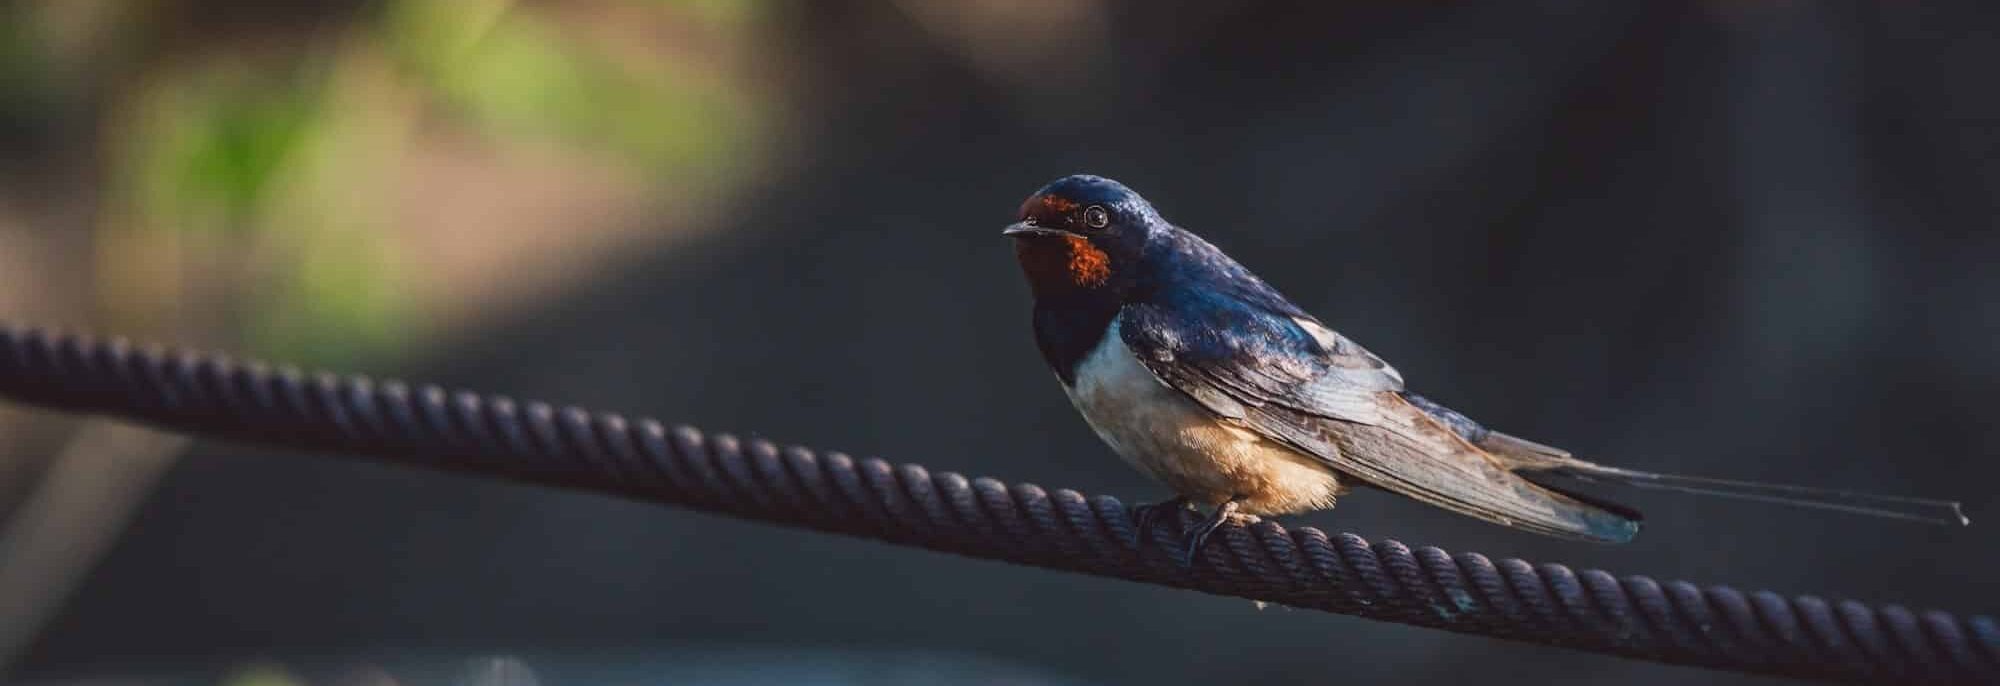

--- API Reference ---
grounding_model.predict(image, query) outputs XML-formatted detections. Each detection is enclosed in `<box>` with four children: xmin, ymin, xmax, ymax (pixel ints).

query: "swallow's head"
<box><xmin>1004</xmin><ymin>174</ymin><xmax>1160</xmax><ymax>299</ymax></box>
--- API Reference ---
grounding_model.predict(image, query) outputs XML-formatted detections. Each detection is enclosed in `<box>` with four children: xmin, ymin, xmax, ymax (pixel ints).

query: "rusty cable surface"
<box><xmin>0</xmin><ymin>323</ymin><xmax>1993</xmax><ymax>684</ymax></box>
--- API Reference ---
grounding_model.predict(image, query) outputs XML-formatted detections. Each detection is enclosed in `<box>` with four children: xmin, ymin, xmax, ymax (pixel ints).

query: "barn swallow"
<box><xmin>1004</xmin><ymin>174</ymin><xmax>1968</xmax><ymax>564</ymax></box>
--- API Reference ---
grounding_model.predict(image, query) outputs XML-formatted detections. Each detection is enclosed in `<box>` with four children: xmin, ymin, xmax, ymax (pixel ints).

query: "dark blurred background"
<box><xmin>2</xmin><ymin>1</ymin><xmax>1996</xmax><ymax>684</ymax></box>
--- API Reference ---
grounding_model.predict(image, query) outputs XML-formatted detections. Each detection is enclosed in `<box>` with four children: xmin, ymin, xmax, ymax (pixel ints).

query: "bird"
<box><xmin>1002</xmin><ymin>174</ymin><xmax>1968</xmax><ymax>564</ymax></box>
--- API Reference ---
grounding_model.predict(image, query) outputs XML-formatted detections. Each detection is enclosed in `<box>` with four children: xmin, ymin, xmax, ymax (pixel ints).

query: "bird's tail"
<box><xmin>1478</xmin><ymin>431</ymin><xmax>1970</xmax><ymax>526</ymax></box>
<box><xmin>1547</xmin><ymin>461</ymin><xmax>1969</xmax><ymax>526</ymax></box>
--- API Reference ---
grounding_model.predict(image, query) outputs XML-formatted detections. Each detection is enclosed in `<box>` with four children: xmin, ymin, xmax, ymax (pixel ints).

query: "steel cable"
<box><xmin>0</xmin><ymin>323</ymin><xmax>1992</xmax><ymax>684</ymax></box>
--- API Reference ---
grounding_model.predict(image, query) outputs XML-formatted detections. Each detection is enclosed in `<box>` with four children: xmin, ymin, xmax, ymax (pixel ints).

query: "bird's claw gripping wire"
<box><xmin>1133</xmin><ymin>497</ymin><xmax>1254</xmax><ymax>566</ymax></box>
<box><xmin>1181</xmin><ymin>499</ymin><xmax>1247</xmax><ymax>566</ymax></box>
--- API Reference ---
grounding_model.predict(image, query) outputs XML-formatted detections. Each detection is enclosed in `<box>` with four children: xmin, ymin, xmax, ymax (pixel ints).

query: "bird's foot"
<box><xmin>1131</xmin><ymin>496</ymin><xmax>1193</xmax><ymax>545</ymax></box>
<box><xmin>1178</xmin><ymin>500</ymin><xmax>1245</xmax><ymax>567</ymax></box>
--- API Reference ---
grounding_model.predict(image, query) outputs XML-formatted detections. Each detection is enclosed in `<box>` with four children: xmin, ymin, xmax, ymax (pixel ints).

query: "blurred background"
<box><xmin>1</xmin><ymin>1</ymin><xmax>1995</xmax><ymax>684</ymax></box>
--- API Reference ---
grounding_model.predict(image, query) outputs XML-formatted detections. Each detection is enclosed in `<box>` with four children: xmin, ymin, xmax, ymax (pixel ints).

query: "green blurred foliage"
<box><xmin>218</xmin><ymin>662</ymin><xmax>305</xmax><ymax>686</ymax></box>
<box><xmin>106</xmin><ymin>54</ymin><xmax>413</xmax><ymax>366</ymax></box>
<box><xmin>34</xmin><ymin>0</ymin><xmax>770</xmax><ymax>366</ymax></box>
<box><xmin>384</xmin><ymin>0</ymin><xmax>759</xmax><ymax>175</ymax></box>
<box><xmin>126</xmin><ymin>63</ymin><xmax>330</xmax><ymax>236</ymax></box>
<box><xmin>0</xmin><ymin>9</ymin><xmax>48</xmax><ymax>113</ymax></box>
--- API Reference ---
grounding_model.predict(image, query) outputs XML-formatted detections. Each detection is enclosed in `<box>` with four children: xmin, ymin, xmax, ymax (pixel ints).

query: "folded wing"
<box><xmin>1117</xmin><ymin>301</ymin><xmax>1639</xmax><ymax>542</ymax></box>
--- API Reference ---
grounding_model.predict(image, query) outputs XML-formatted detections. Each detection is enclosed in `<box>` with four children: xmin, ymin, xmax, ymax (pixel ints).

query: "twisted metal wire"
<box><xmin>0</xmin><ymin>323</ymin><xmax>1992</xmax><ymax>684</ymax></box>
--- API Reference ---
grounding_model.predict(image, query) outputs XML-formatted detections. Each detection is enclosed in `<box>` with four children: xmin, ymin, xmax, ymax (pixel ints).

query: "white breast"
<box><xmin>1060</xmin><ymin>317</ymin><xmax>1346</xmax><ymax>516</ymax></box>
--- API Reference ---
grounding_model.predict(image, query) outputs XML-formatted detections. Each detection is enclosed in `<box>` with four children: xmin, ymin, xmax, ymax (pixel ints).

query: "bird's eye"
<box><xmin>1083</xmin><ymin>205</ymin><xmax>1110</xmax><ymax>229</ymax></box>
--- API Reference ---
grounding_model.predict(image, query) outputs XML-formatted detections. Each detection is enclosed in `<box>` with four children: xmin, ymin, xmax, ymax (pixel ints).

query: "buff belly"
<box><xmin>1062</xmin><ymin>319</ymin><xmax>1347</xmax><ymax>517</ymax></box>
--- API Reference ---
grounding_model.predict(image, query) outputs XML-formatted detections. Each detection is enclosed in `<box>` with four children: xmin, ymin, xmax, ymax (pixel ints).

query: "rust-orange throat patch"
<box><xmin>1064</xmin><ymin>234</ymin><xmax>1111</xmax><ymax>287</ymax></box>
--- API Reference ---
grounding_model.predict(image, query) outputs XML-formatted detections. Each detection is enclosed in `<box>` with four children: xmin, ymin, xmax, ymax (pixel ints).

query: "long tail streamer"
<box><xmin>1555</xmin><ymin>462</ymin><xmax>1969</xmax><ymax>526</ymax></box>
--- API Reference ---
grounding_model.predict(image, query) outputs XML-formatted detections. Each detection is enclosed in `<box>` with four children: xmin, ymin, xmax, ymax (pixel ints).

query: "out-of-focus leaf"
<box><xmin>106</xmin><ymin>54</ymin><xmax>412</xmax><ymax>365</ymax></box>
<box><xmin>219</xmin><ymin>662</ymin><xmax>306</xmax><ymax>686</ymax></box>
<box><xmin>122</xmin><ymin>62</ymin><xmax>329</xmax><ymax>234</ymax></box>
<box><xmin>92</xmin><ymin>0</ymin><xmax>771</xmax><ymax>368</ymax></box>
<box><xmin>245</xmin><ymin>224</ymin><xmax>408</xmax><ymax>367</ymax></box>
<box><xmin>382</xmin><ymin>0</ymin><xmax>760</xmax><ymax>177</ymax></box>
<box><xmin>0</xmin><ymin>7</ymin><xmax>48</xmax><ymax>113</ymax></box>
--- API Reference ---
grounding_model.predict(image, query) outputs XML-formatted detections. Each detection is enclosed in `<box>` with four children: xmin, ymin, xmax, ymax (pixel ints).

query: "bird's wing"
<box><xmin>1117</xmin><ymin>301</ymin><xmax>1639</xmax><ymax>542</ymax></box>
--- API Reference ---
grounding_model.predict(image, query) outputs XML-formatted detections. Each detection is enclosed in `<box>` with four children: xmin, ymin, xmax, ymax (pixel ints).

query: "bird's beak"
<box><xmin>1002</xmin><ymin>221</ymin><xmax>1069</xmax><ymax>239</ymax></box>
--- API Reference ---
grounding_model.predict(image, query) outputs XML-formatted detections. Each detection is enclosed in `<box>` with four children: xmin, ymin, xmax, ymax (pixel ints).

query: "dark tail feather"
<box><xmin>1532</xmin><ymin>478</ymin><xmax>1646</xmax><ymax>524</ymax></box>
<box><xmin>1473</xmin><ymin>428</ymin><xmax>1966</xmax><ymax>527</ymax></box>
<box><xmin>1552</xmin><ymin>462</ymin><xmax>1969</xmax><ymax>527</ymax></box>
